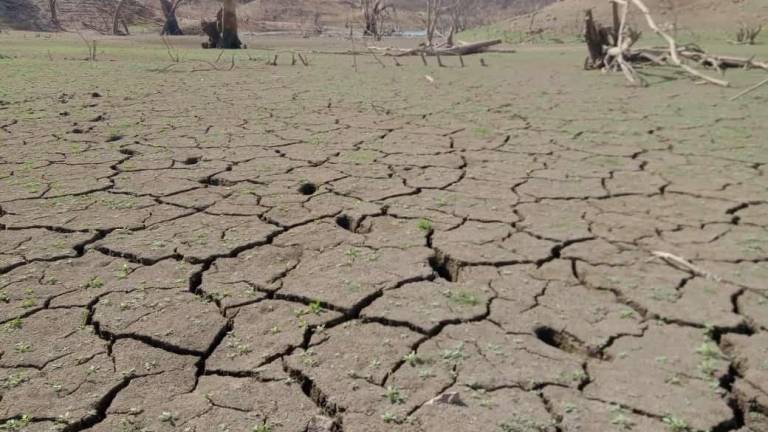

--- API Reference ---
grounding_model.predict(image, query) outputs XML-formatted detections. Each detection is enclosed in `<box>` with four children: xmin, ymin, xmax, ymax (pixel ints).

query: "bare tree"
<box><xmin>448</xmin><ymin>0</ymin><xmax>478</xmax><ymax>34</ymax></box>
<box><xmin>160</xmin><ymin>0</ymin><xmax>185</xmax><ymax>35</ymax></box>
<box><xmin>48</xmin><ymin>0</ymin><xmax>62</xmax><ymax>29</ymax></box>
<box><xmin>425</xmin><ymin>0</ymin><xmax>443</xmax><ymax>47</ymax></box>
<box><xmin>735</xmin><ymin>23</ymin><xmax>762</xmax><ymax>45</ymax></box>
<box><xmin>361</xmin><ymin>0</ymin><xmax>394</xmax><ymax>40</ymax></box>
<box><xmin>112</xmin><ymin>0</ymin><xmax>128</xmax><ymax>35</ymax></box>
<box><xmin>220</xmin><ymin>0</ymin><xmax>242</xmax><ymax>49</ymax></box>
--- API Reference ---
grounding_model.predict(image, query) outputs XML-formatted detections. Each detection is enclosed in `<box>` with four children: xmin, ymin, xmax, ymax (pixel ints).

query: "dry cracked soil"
<box><xmin>1</xmin><ymin>33</ymin><xmax>767</xmax><ymax>432</ymax></box>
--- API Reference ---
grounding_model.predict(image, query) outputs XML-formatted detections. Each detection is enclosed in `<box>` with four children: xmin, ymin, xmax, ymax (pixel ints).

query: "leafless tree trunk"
<box><xmin>735</xmin><ymin>23</ymin><xmax>762</xmax><ymax>45</ymax></box>
<box><xmin>426</xmin><ymin>0</ymin><xmax>442</xmax><ymax>47</ymax></box>
<box><xmin>48</xmin><ymin>0</ymin><xmax>62</xmax><ymax>29</ymax></box>
<box><xmin>361</xmin><ymin>0</ymin><xmax>394</xmax><ymax>40</ymax></box>
<box><xmin>448</xmin><ymin>0</ymin><xmax>477</xmax><ymax>34</ymax></box>
<box><xmin>112</xmin><ymin>0</ymin><xmax>128</xmax><ymax>35</ymax></box>
<box><xmin>160</xmin><ymin>0</ymin><xmax>184</xmax><ymax>35</ymax></box>
<box><xmin>220</xmin><ymin>0</ymin><xmax>241</xmax><ymax>49</ymax></box>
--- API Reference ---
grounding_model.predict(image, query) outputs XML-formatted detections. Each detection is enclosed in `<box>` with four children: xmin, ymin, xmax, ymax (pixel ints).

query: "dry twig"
<box><xmin>650</xmin><ymin>251</ymin><xmax>720</xmax><ymax>281</ymax></box>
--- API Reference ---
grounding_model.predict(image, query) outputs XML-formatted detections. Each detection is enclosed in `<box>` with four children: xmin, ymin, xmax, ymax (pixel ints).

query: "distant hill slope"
<box><xmin>501</xmin><ymin>0</ymin><xmax>768</xmax><ymax>38</ymax></box>
<box><xmin>0</xmin><ymin>0</ymin><xmax>555</xmax><ymax>33</ymax></box>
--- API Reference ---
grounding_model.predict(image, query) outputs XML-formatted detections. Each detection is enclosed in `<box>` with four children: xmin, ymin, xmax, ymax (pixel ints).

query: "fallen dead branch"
<box><xmin>583</xmin><ymin>0</ymin><xmax>768</xmax><ymax>87</ymax></box>
<box><xmin>650</xmin><ymin>251</ymin><xmax>720</xmax><ymax>281</ymax></box>
<box><xmin>729</xmin><ymin>77</ymin><xmax>768</xmax><ymax>101</ymax></box>
<box><xmin>154</xmin><ymin>57</ymin><xmax>236</xmax><ymax>73</ymax></box>
<box><xmin>393</xmin><ymin>39</ymin><xmax>503</xmax><ymax>57</ymax></box>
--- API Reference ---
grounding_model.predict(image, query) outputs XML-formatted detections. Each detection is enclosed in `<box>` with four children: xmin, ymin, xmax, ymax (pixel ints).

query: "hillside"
<box><xmin>0</xmin><ymin>0</ymin><xmax>554</xmax><ymax>33</ymax></box>
<box><xmin>500</xmin><ymin>0</ymin><xmax>768</xmax><ymax>39</ymax></box>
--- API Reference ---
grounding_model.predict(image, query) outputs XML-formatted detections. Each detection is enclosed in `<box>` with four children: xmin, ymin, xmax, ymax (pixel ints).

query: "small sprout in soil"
<box><xmin>563</xmin><ymin>402</ymin><xmax>578</xmax><ymax>414</ymax></box>
<box><xmin>345</xmin><ymin>248</ymin><xmax>361</xmax><ymax>261</ymax></box>
<box><xmin>369</xmin><ymin>358</ymin><xmax>382</xmax><ymax>369</ymax></box>
<box><xmin>158</xmin><ymin>411</ymin><xmax>178</xmax><ymax>426</ymax></box>
<box><xmin>473</xmin><ymin>126</ymin><xmax>492</xmax><ymax>138</ymax></box>
<box><xmin>4</xmin><ymin>317</ymin><xmax>22</xmax><ymax>332</ymax></box>
<box><xmin>101</xmin><ymin>196</ymin><xmax>135</xmax><ymax>209</ymax></box>
<box><xmin>118</xmin><ymin>418</ymin><xmax>146</xmax><ymax>431</ymax></box>
<box><xmin>86</xmin><ymin>276</ymin><xmax>104</xmax><ymax>289</ymax></box>
<box><xmin>236</xmin><ymin>344</ymin><xmax>252</xmax><ymax>356</ymax></box>
<box><xmin>3</xmin><ymin>372</ymin><xmax>28</xmax><ymax>389</ymax></box>
<box><xmin>486</xmin><ymin>343</ymin><xmax>504</xmax><ymax>356</ymax></box>
<box><xmin>116</xmin><ymin>264</ymin><xmax>131</xmax><ymax>279</ymax></box>
<box><xmin>651</xmin><ymin>288</ymin><xmax>680</xmax><ymax>303</ymax></box>
<box><xmin>344</xmin><ymin>280</ymin><xmax>361</xmax><ymax>293</ymax></box>
<box><xmin>308</xmin><ymin>300</ymin><xmax>323</xmax><ymax>315</ymax></box>
<box><xmin>665</xmin><ymin>374</ymin><xmax>683</xmax><ymax>386</ymax></box>
<box><xmin>417</xmin><ymin>218</ymin><xmax>433</xmax><ymax>232</ymax></box>
<box><xmin>381</xmin><ymin>412</ymin><xmax>399</xmax><ymax>424</ymax></box>
<box><xmin>383</xmin><ymin>385</ymin><xmax>406</xmax><ymax>404</ymax></box>
<box><xmin>301</xmin><ymin>349</ymin><xmax>318</xmax><ymax>367</ymax></box>
<box><xmin>0</xmin><ymin>290</ymin><xmax>8</xmax><ymax>303</ymax></box>
<box><xmin>418</xmin><ymin>368</ymin><xmax>435</xmax><ymax>379</ymax></box>
<box><xmin>447</xmin><ymin>290</ymin><xmax>481</xmax><ymax>306</ymax></box>
<box><xmin>0</xmin><ymin>415</ymin><xmax>31</xmax><ymax>431</ymax></box>
<box><xmin>703</xmin><ymin>324</ymin><xmax>716</xmax><ymax>338</ymax></box>
<box><xmin>499</xmin><ymin>415</ymin><xmax>551</xmax><ymax>432</ymax></box>
<box><xmin>442</xmin><ymin>342</ymin><xmax>466</xmax><ymax>363</ymax></box>
<box><xmin>620</xmin><ymin>309</ymin><xmax>634</xmax><ymax>319</ymax></box>
<box><xmin>695</xmin><ymin>342</ymin><xmax>721</xmax><ymax>359</ymax></box>
<box><xmin>13</xmin><ymin>342</ymin><xmax>32</xmax><ymax>353</ymax></box>
<box><xmin>226</xmin><ymin>337</ymin><xmax>252</xmax><ymax>357</ymax></box>
<box><xmin>609</xmin><ymin>406</ymin><xmax>634</xmax><ymax>430</ymax></box>
<box><xmin>51</xmin><ymin>383</ymin><xmax>64</xmax><ymax>393</ymax></box>
<box><xmin>252</xmin><ymin>422</ymin><xmax>273</xmax><ymax>432</ymax></box>
<box><xmin>20</xmin><ymin>298</ymin><xmax>36</xmax><ymax>309</ymax></box>
<box><xmin>403</xmin><ymin>351</ymin><xmax>422</xmax><ymax>367</ymax></box>
<box><xmin>79</xmin><ymin>311</ymin><xmax>89</xmax><ymax>330</ymax></box>
<box><xmin>559</xmin><ymin>369</ymin><xmax>588</xmax><ymax>384</ymax></box>
<box><xmin>698</xmin><ymin>358</ymin><xmax>719</xmax><ymax>377</ymax></box>
<box><xmin>270</xmin><ymin>325</ymin><xmax>281</xmax><ymax>334</ymax></box>
<box><xmin>662</xmin><ymin>416</ymin><xmax>690</xmax><ymax>432</ymax></box>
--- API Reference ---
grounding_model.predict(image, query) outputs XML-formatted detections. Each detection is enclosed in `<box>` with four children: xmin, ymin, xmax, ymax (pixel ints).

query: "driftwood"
<box><xmin>730</xmin><ymin>78</ymin><xmax>768</xmax><ymax>101</ymax></box>
<box><xmin>394</xmin><ymin>39</ymin><xmax>502</xmax><ymax>57</ymax></box>
<box><xmin>583</xmin><ymin>0</ymin><xmax>766</xmax><ymax>87</ymax></box>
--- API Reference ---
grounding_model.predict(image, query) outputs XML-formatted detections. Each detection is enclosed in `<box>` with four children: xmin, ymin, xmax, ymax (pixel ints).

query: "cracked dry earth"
<box><xmin>1</xmin><ymin>42</ymin><xmax>768</xmax><ymax>432</ymax></box>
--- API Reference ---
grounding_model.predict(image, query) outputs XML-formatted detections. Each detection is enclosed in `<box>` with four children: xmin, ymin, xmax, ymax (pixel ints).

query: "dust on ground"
<box><xmin>1</xmin><ymin>31</ymin><xmax>767</xmax><ymax>432</ymax></box>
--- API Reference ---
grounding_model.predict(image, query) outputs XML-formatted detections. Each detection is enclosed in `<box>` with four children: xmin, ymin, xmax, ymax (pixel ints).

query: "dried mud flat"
<box><xmin>1</xmin><ymin>34</ymin><xmax>768</xmax><ymax>432</ymax></box>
